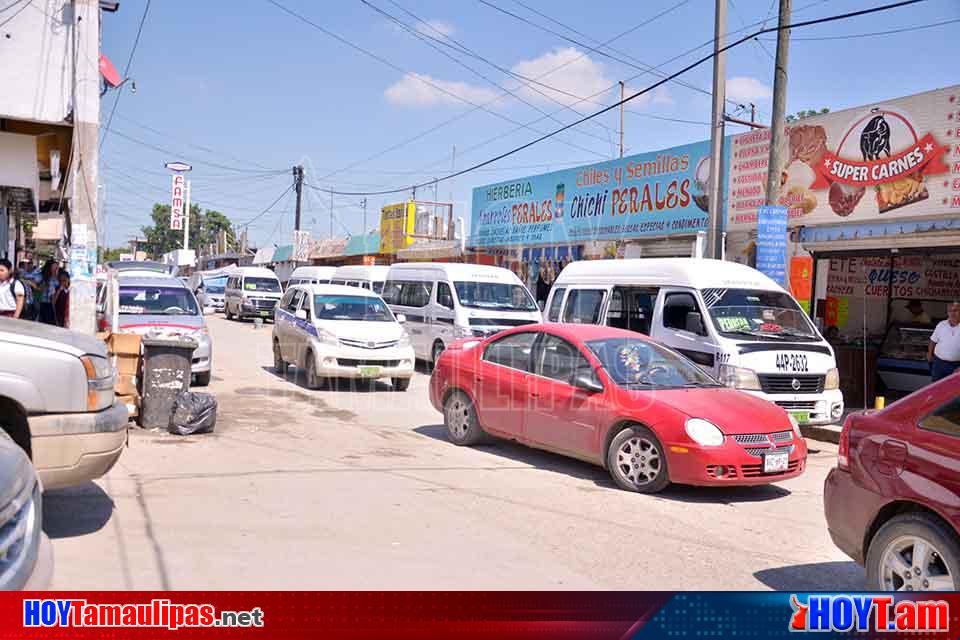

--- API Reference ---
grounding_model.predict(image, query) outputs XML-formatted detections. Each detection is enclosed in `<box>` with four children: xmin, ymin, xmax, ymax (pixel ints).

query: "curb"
<box><xmin>800</xmin><ymin>423</ymin><xmax>842</xmax><ymax>445</ymax></box>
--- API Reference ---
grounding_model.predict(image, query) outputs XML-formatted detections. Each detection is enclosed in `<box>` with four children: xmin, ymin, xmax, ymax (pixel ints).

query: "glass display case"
<box><xmin>877</xmin><ymin>324</ymin><xmax>933</xmax><ymax>394</ymax></box>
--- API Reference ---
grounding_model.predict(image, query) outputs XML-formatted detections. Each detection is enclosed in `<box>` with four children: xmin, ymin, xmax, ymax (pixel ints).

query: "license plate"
<box><xmin>260</xmin><ymin>310</ymin><xmax>270</xmax><ymax>316</ymax></box>
<box><xmin>763</xmin><ymin>451</ymin><xmax>789</xmax><ymax>473</ymax></box>
<box><xmin>789</xmin><ymin>411</ymin><xmax>810</xmax><ymax>425</ymax></box>
<box><xmin>357</xmin><ymin>366</ymin><xmax>381</xmax><ymax>378</ymax></box>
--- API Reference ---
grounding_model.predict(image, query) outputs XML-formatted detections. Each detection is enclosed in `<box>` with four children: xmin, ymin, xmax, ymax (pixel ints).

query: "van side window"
<box><xmin>563</xmin><ymin>289</ymin><xmax>605</xmax><ymax>324</ymax></box>
<box><xmin>381</xmin><ymin>281</ymin><xmax>402</xmax><ymax>304</ymax></box>
<box><xmin>547</xmin><ymin>288</ymin><xmax>565</xmax><ymax>322</ymax></box>
<box><xmin>607</xmin><ymin>287</ymin><xmax>658</xmax><ymax>335</ymax></box>
<box><xmin>663</xmin><ymin>292</ymin><xmax>706</xmax><ymax>335</ymax></box>
<box><xmin>436</xmin><ymin>282</ymin><xmax>454</xmax><ymax>309</ymax></box>
<box><xmin>372</xmin><ymin>281</ymin><xmax>385</xmax><ymax>294</ymax></box>
<box><xmin>400</xmin><ymin>282</ymin><xmax>432</xmax><ymax>308</ymax></box>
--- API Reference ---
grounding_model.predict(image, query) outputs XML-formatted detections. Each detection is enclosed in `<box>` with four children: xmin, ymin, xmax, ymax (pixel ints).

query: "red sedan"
<box><xmin>825</xmin><ymin>374</ymin><xmax>960</xmax><ymax>591</ymax></box>
<box><xmin>429</xmin><ymin>324</ymin><xmax>807</xmax><ymax>493</ymax></box>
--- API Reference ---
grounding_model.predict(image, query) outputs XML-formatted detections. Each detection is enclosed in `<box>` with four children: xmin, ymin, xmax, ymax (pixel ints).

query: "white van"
<box><xmin>287</xmin><ymin>266</ymin><xmax>337</xmax><ymax>287</ymax></box>
<box><xmin>383</xmin><ymin>263</ymin><xmax>542</xmax><ymax>364</ymax></box>
<box><xmin>224</xmin><ymin>266</ymin><xmax>284</xmax><ymax>321</ymax></box>
<box><xmin>546</xmin><ymin>258</ymin><xmax>843</xmax><ymax>425</ymax></box>
<box><xmin>331</xmin><ymin>265</ymin><xmax>390</xmax><ymax>294</ymax></box>
<box><xmin>188</xmin><ymin>265</ymin><xmax>239</xmax><ymax>311</ymax></box>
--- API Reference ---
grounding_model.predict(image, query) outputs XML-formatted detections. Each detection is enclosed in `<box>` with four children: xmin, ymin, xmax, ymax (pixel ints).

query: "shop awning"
<box><xmin>396</xmin><ymin>239</ymin><xmax>463</xmax><ymax>261</ymax></box>
<box><xmin>343</xmin><ymin>232</ymin><xmax>381</xmax><ymax>257</ymax></box>
<box><xmin>272</xmin><ymin>245</ymin><xmax>293</xmax><ymax>262</ymax></box>
<box><xmin>801</xmin><ymin>218</ymin><xmax>960</xmax><ymax>253</ymax></box>
<box><xmin>310</xmin><ymin>236</ymin><xmax>349</xmax><ymax>260</ymax></box>
<box><xmin>0</xmin><ymin>131</ymin><xmax>39</xmax><ymax>212</ymax></box>
<box><xmin>252</xmin><ymin>246</ymin><xmax>275</xmax><ymax>264</ymax></box>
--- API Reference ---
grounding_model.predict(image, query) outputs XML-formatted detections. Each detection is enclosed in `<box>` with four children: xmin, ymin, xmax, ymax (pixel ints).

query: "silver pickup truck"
<box><xmin>0</xmin><ymin>319</ymin><xmax>128</xmax><ymax>490</ymax></box>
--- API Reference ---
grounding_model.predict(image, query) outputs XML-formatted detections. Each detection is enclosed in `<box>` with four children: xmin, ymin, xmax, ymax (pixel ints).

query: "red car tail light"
<box><xmin>838</xmin><ymin>416</ymin><xmax>851</xmax><ymax>470</ymax></box>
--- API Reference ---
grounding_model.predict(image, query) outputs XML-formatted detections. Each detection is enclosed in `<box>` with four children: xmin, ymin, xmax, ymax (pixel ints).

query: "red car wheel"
<box><xmin>606</xmin><ymin>425</ymin><xmax>670</xmax><ymax>493</ymax></box>
<box><xmin>444</xmin><ymin>391</ymin><xmax>483</xmax><ymax>445</ymax></box>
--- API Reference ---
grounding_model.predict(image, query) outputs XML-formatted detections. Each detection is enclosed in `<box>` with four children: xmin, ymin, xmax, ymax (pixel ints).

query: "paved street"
<box><xmin>45</xmin><ymin>315</ymin><xmax>863</xmax><ymax>590</ymax></box>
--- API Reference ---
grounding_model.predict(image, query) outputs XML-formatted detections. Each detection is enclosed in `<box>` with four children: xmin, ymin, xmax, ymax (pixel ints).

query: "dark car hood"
<box><xmin>624</xmin><ymin>387</ymin><xmax>792</xmax><ymax>435</ymax></box>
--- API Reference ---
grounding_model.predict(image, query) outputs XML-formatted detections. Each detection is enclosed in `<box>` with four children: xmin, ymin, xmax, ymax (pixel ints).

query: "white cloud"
<box><xmin>385</xmin><ymin>72</ymin><xmax>500</xmax><ymax>107</ymax></box>
<box><xmin>510</xmin><ymin>47</ymin><xmax>614</xmax><ymax>108</ymax></box>
<box><xmin>726</xmin><ymin>76</ymin><xmax>772</xmax><ymax>103</ymax></box>
<box><xmin>416</xmin><ymin>19</ymin><xmax>455</xmax><ymax>37</ymax></box>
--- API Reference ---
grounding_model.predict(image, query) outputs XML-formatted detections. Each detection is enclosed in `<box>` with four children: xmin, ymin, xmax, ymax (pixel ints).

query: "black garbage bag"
<box><xmin>168</xmin><ymin>392</ymin><xmax>218</xmax><ymax>436</ymax></box>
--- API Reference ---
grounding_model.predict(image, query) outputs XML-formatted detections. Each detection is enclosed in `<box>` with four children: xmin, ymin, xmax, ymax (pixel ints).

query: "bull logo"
<box><xmin>860</xmin><ymin>111</ymin><xmax>891</xmax><ymax>161</ymax></box>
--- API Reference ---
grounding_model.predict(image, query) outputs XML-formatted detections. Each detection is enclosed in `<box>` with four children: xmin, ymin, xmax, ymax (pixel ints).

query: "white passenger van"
<box><xmin>546</xmin><ymin>258</ymin><xmax>843</xmax><ymax>425</ymax></box>
<box><xmin>383</xmin><ymin>263</ymin><xmax>542</xmax><ymax>364</ymax></box>
<box><xmin>224</xmin><ymin>266</ymin><xmax>284</xmax><ymax>321</ymax></box>
<box><xmin>331</xmin><ymin>265</ymin><xmax>390</xmax><ymax>294</ymax></box>
<box><xmin>287</xmin><ymin>266</ymin><xmax>337</xmax><ymax>287</ymax></box>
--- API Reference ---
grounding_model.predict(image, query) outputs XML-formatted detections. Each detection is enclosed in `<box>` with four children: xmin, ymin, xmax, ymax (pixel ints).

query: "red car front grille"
<box><xmin>739</xmin><ymin>459</ymin><xmax>802</xmax><ymax>478</ymax></box>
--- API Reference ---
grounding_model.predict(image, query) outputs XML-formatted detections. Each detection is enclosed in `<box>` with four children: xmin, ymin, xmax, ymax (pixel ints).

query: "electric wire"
<box><xmin>100</xmin><ymin>0</ymin><xmax>151</xmax><ymax>151</ymax></box>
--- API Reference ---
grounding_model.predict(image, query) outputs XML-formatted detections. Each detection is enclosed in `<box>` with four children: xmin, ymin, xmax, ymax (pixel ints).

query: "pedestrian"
<box><xmin>928</xmin><ymin>301</ymin><xmax>960</xmax><ymax>382</ymax></box>
<box><xmin>906</xmin><ymin>300</ymin><xmax>932</xmax><ymax>325</ymax></box>
<box><xmin>0</xmin><ymin>258</ymin><xmax>26</xmax><ymax>319</ymax></box>
<box><xmin>32</xmin><ymin>259</ymin><xmax>60</xmax><ymax>324</ymax></box>
<box><xmin>53</xmin><ymin>270</ymin><xmax>71</xmax><ymax>327</ymax></box>
<box><xmin>15</xmin><ymin>261</ymin><xmax>36</xmax><ymax>320</ymax></box>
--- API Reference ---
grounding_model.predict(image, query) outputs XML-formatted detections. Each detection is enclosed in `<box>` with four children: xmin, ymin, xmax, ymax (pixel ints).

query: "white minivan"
<box><xmin>331</xmin><ymin>265</ymin><xmax>390</xmax><ymax>294</ymax></box>
<box><xmin>383</xmin><ymin>263</ymin><xmax>542</xmax><ymax>364</ymax></box>
<box><xmin>224</xmin><ymin>266</ymin><xmax>284</xmax><ymax>321</ymax></box>
<box><xmin>288</xmin><ymin>266</ymin><xmax>337</xmax><ymax>287</ymax></box>
<box><xmin>546</xmin><ymin>258</ymin><xmax>843</xmax><ymax>426</ymax></box>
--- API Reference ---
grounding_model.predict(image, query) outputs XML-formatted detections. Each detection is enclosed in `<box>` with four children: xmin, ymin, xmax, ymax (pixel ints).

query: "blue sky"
<box><xmin>98</xmin><ymin>0</ymin><xmax>959</xmax><ymax>249</ymax></box>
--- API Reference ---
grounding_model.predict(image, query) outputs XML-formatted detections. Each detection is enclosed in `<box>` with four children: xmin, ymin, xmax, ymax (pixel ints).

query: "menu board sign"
<box><xmin>727</xmin><ymin>86</ymin><xmax>957</xmax><ymax>230</ymax></box>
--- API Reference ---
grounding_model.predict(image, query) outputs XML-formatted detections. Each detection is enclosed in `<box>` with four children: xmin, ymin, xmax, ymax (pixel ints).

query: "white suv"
<box><xmin>271</xmin><ymin>284</ymin><xmax>415</xmax><ymax>391</ymax></box>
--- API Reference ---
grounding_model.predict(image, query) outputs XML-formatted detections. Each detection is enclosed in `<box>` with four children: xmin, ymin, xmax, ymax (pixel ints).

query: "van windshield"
<box><xmin>454</xmin><ymin>281</ymin><xmax>538</xmax><ymax>311</ymax></box>
<box><xmin>702</xmin><ymin>288</ymin><xmax>819</xmax><ymax>340</ymax></box>
<box><xmin>313</xmin><ymin>295</ymin><xmax>394</xmax><ymax>322</ymax></box>
<box><xmin>203</xmin><ymin>276</ymin><xmax>228</xmax><ymax>294</ymax></box>
<box><xmin>243</xmin><ymin>277</ymin><xmax>281</xmax><ymax>293</ymax></box>
<box><xmin>119</xmin><ymin>286</ymin><xmax>199</xmax><ymax>316</ymax></box>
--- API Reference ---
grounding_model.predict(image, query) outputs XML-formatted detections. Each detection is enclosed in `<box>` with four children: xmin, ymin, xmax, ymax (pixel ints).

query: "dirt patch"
<box><xmin>225</xmin><ymin>387</ymin><xmax>358</xmax><ymax>426</ymax></box>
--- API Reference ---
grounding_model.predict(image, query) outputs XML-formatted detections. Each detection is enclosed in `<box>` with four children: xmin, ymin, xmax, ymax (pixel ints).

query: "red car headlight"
<box><xmin>684</xmin><ymin>418</ymin><xmax>724</xmax><ymax>447</ymax></box>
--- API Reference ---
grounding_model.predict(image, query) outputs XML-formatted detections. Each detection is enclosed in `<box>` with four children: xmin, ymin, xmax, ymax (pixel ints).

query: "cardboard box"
<box><xmin>115</xmin><ymin>373</ymin><xmax>138</xmax><ymax>396</ymax></box>
<box><xmin>117</xmin><ymin>393</ymin><xmax>140</xmax><ymax>419</ymax></box>
<box><xmin>107</xmin><ymin>333</ymin><xmax>142</xmax><ymax>377</ymax></box>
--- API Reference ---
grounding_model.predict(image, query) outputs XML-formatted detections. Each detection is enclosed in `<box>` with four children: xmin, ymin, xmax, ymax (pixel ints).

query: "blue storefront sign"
<box><xmin>756</xmin><ymin>205</ymin><xmax>788</xmax><ymax>287</ymax></box>
<box><xmin>469</xmin><ymin>139</ymin><xmax>730</xmax><ymax>248</ymax></box>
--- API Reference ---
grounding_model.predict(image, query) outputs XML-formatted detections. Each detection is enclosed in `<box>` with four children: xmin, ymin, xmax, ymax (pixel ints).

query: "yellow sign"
<box><xmin>837</xmin><ymin>297</ymin><xmax>850</xmax><ymax>328</ymax></box>
<box><xmin>379</xmin><ymin>202</ymin><xmax>416</xmax><ymax>254</ymax></box>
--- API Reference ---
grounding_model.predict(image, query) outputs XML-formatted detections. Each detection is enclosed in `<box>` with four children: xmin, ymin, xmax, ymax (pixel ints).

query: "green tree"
<box><xmin>140</xmin><ymin>203</ymin><xmax>236</xmax><ymax>257</ymax></box>
<box><xmin>99</xmin><ymin>246</ymin><xmax>124</xmax><ymax>262</ymax></box>
<box><xmin>786</xmin><ymin>107</ymin><xmax>830</xmax><ymax>123</ymax></box>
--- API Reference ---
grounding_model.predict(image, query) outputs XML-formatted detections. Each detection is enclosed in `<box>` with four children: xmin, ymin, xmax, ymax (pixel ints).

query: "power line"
<box><xmin>267</xmin><ymin>0</ymin><xmax>610</xmax><ymax>160</ymax></box>
<box><xmin>237</xmin><ymin>184</ymin><xmax>294</xmax><ymax>227</ymax></box>
<box><xmin>108</xmin><ymin>128</ymin><xmax>288</xmax><ymax>174</ymax></box>
<box><xmin>303</xmin><ymin>0</ymin><xmax>926</xmax><ymax>197</ymax></box>
<box><xmin>100</xmin><ymin>0</ymin><xmax>152</xmax><ymax>152</ymax></box>
<box><xmin>759</xmin><ymin>17</ymin><xmax>960</xmax><ymax>41</ymax></box>
<box><xmin>0</xmin><ymin>0</ymin><xmax>29</xmax><ymax>28</ymax></box>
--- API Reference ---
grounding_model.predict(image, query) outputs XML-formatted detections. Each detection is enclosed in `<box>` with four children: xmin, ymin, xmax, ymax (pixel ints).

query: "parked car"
<box><xmin>110</xmin><ymin>275</ymin><xmax>212</xmax><ymax>386</ymax></box>
<box><xmin>0</xmin><ymin>431</ymin><xmax>52</xmax><ymax>589</ymax></box>
<box><xmin>331</xmin><ymin>265</ymin><xmax>390</xmax><ymax>294</ymax></box>
<box><xmin>287</xmin><ymin>266</ymin><xmax>337</xmax><ymax>287</ymax></box>
<box><xmin>224</xmin><ymin>267</ymin><xmax>283</xmax><ymax>321</ymax></box>
<box><xmin>548</xmin><ymin>258</ymin><xmax>843</xmax><ymax>426</ymax></box>
<box><xmin>272</xmin><ymin>284</ymin><xmax>415</xmax><ymax>391</ymax></box>
<box><xmin>188</xmin><ymin>266</ymin><xmax>237</xmax><ymax>312</ymax></box>
<box><xmin>105</xmin><ymin>260</ymin><xmax>177</xmax><ymax>277</ymax></box>
<box><xmin>429</xmin><ymin>323</ymin><xmax>806</xmax><ymax>493</ymax></box>
<box><xmin>383</xmin><ymin>262</ymin><xmax>542</xmax><ymax>367</ymax></box>
<box><xmin>0</xmin><ymin>318</ymin><xmax>128</xmax><ymax>491</ymax></box>
<box><xmin>824</xmin><ymin>374</ymin><xmax>960</xmax><ymax>591</ymax></box>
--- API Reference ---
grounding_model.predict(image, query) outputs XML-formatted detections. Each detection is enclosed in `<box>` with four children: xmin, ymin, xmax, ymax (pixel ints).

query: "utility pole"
<box><xmin>705</xmin><ymin>0</ymin><xmax>727</xmax><ymax>260</ymax></box>
<box><xmin>183</xmin><ymin>179</ymin><xmax>191</xmax><ymax>250</ymax></box>
<box><xmin>765</xmin><ymin>0</ymin><xmax>791</xmax><ymax>206</ymax></box>
<box><xmin>750</xmin><ymin>103</ymin><xmax>757</xmax><ymax>124</ymax></box>
<box><xmin>619</xmin><ymin>81</ymin><xmax>625</xmax><ymax>159</ymax></box>
<box><xmin>360</xmin><ymin>198</ymin><xmax>367</xmax><ymax>234</ymax></box>
<box><xmin>293</xmin><ymin>165</ymin><xmax>304</xmax><ymax>231</ymax></box>
<box><xmin>329</xmin><ymin>188</ymin><xmax>334</xmax><ymax>239</ymax></box>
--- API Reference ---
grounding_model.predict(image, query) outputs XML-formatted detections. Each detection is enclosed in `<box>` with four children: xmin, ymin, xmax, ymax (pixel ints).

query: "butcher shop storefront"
<box><xmin>470</xmin><ymin>137</ymin><xmax>727</xmax><ymax>298</ymax></box>
<box><xmin>725</xmin><ymin>85</ymin><xmax>960</xmax><ymax>408</ymax></box>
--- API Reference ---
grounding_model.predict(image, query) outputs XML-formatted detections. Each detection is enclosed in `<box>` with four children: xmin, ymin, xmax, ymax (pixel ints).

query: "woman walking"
<box><xmin>33</xmin><ymin>260</ymin><xmax>60</xmax><ymax>325</ymax></box>
<box><xmin>53</xmin><ymin>270</ymin><xmax>71</xmax><ymax>327</ymax></box>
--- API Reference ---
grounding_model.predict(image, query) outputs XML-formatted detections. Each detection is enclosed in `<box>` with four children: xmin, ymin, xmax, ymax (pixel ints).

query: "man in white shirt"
<box><xmin>928</xmin><ymin>301</ymin><xmax>960</xmax><ymax>382</ymax></box>
<box><xmin>0</xmin><ymin>258</ymin><xmax>25</xmax><ymax>319</ymax></box>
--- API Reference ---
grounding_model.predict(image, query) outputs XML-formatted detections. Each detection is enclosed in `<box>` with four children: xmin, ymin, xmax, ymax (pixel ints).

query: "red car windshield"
<box><xmin>586</xmin><ymin>338</ymin><xmax>720</xmax><ymax>388</ymax></box>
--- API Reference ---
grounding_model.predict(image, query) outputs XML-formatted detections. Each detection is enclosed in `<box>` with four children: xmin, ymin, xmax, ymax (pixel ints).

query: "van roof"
<box><xmin>387</xmin><ymin>262</ymin><xmax>521</xmax><ymax>282</ymax></box>
<box><xmin>332</xmin><ymin>265</ymin><xmax>390</xmax><ymax>279</ymax></box>
<box><xmin>290</xmin><ymin>266</ymin><xmax>337</xmax><ymax>278</ymax></box>
<box><xmin>553</xmin><ymin>258</ymin><xmax>785</xmax><ymax>292</ymax></box>
<box><xmin>234</xmin><ymin>266</ymin><xmax>280</xmax><ymax>278</ymax></box>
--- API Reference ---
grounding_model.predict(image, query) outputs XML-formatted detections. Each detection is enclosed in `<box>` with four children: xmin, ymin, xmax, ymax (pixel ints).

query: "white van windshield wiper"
<box><xmin>723</xmin><ymin>328</ymin><xmax>788</xmax><ymax>340</ymax></box>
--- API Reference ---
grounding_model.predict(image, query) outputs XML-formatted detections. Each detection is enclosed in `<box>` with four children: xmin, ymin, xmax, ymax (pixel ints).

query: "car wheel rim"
<box><xmin>880</xmin><ymin>535</ymin><xmax>955</xmax><ymax>591</ymax></box>
<box><xmin>616</xmin><ymin>437</ymin><xmax>661</xmax><ymax>487</ymax></box>
<box><xmin>446</xmin><ymin>398</ymin><xmax>470</xmax><ymax>439</ymax></box>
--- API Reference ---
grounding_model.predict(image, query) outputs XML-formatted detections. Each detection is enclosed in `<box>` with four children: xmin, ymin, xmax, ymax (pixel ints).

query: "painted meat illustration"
<box><xmin>860</xmin><ymin>114</ymin><xmax>891</xmax><ymax>161</ymax></box>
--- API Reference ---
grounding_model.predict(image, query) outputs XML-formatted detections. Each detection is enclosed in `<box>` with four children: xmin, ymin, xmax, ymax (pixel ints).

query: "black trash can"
<box><xmin>139</xmin><ymin>336</ymin><xmax>198</xmax><ymax>429</ymax></box>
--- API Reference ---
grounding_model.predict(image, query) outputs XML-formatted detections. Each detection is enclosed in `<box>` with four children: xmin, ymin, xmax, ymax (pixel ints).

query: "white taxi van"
<box><xmin>546</xmin><ymin>258</ymin><xmax>843</xmax><ymax>426</ymax></box>
<box><xmin>271</xmin><ymin>284</ymin><xmax>415</xmax><ymax>391</ymax></box>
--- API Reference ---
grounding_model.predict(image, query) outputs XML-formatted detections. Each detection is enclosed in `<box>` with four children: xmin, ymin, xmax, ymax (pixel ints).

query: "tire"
<box><xmin>392</xmin><ymin>377</ymin><xmax>411</xmax><ymax>392</ymax></box>
<box><xmin>443</xmin><ymin>390</ymin><xmax>483</xmax><ymax>445</ymax></box>
<box><xmin>606</xmin><ymin>425</ymin><xmax>670</xmax><ymax>493</ymax></box>
<box><xmin>431</xmin><ymin>341</ymin><xmax>445</xmax><ymax>369</ymax></box>
<box><xmin>866</xmin><ymin>512</ymin><xmax>960</xmax><ymax>591</ymax></box>
<box><xmin>193</xmin><ymin>371</ymin><xmax>211</xmax><ymax>387</ymax></box>
<box><xmin>304</xmin><ymin>353</ymin><xmax>320</xmax><ymax>390</ymax></box>
<box><xmin>273</xmin><ymin>340</ymin><xmax>287</xmax><ymax>375</ymax></box>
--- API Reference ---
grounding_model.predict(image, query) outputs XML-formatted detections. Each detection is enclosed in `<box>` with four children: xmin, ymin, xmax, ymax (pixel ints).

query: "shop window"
<box><xmin>563</xmin><ymin>289</ymin><xmax>605</xmax><ymax>324</ymax></box>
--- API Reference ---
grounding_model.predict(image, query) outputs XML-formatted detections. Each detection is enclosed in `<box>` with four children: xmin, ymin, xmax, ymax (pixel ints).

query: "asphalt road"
<box><xmin>45</xmin><ymin>314</ymin><xmax>864</xmax><ymax>590</ymax></box>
